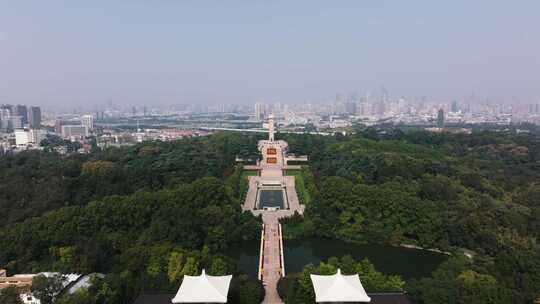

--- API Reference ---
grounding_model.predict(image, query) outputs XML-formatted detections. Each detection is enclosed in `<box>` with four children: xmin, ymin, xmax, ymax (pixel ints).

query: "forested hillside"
<box><xmin>1</xmin><ymin>129</ymin><xmax>540</xmax><ymax>303</ymax></box>
<box><xmin>0</xmin><ymin>133</ymin><xmax>264</xmax><ymax>303</ymax></box>
<box><xmin>0</xmin><ymin>133</ymin><xmax>259</xmax><ymax>226</ymax></box>
<box><xmin>281</xmin><ymin>129</ymin><xmax>540</xmax><ymax>303</ymax></box>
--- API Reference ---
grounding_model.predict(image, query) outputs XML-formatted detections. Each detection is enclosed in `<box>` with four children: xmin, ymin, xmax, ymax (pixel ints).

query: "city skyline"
<box><xmin>2</xmin><ymin>3</ymin><xmax>540</xmax><ymax>304</ymax></box>
<box><xmin>1</xmin><ymin>1</ymin><xmax>539</xmax><ymax>107</ymax></box>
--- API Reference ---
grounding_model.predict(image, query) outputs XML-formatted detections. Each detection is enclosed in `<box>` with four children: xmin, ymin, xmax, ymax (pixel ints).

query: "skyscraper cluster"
<box><xmin>0</xmin><ymin>104</ymin><xmax>41</xmax><ymax>131</ymax></box>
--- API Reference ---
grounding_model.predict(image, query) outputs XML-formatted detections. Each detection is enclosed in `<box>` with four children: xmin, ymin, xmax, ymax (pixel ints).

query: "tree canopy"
<box><xmin>2</xmin><ymin>130</ymin><xmax>540</xmax><ymax>303</ymax></box>
<box><xmin>278</xmin><ymin>256</ymin><xmax>404</xmax><ymax>303</ymax></box>
<box><xmin>280</xmin><ymin>130</ymin><xmax>540</xmax><ymax>303</ymax></box>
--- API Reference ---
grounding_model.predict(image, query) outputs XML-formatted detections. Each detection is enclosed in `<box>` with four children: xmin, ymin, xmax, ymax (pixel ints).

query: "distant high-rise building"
<box><xmin>55</xmin><ymin>119</ymin><xmax>62</xmax><ymax>134</ymax></box>
<box><xmin>28</xmin><ymin>106</ymin><xmax>41</xmax><ymax>128</ymax></box>
<box><xmin>451</xmin><ymin>101</ymin><xmax>459</xmax><ymax>113</ymax></box>
<box><xmin>94</xmin><ymin>111</ymin><xmax>105</xmax><ymax>122</ymax></box>
<box><xmin>81</xmin><ymin>114</ymin><xmax>95</xmax><ymax>132</ymax></box>
<box><xmin>14</xmin><ymin>105</ymin><xmax>28</xmax><ymax>125</ymax></box>
<box><xmin>1</xmin><ymin>104</ymin><xmax>13</xmax><ymax>116</ymax></box>
<box><xmin>375</xmin><ymin>101</ymin><xmax>385</xmax><ymax>116</ymax></box>
<box><xmin>0</xmin><ymin>108</ymin><xmax>11</xmax><ymax>131</ymax></box>
<box><xmin>381</xmin><ymin>87</ymin><xmax>389</xmax><ymax>103</ymax></box>
<box><xmin>398</xmin><ymin>97</ymin><xmax>408</xmax><ymax>114</ymax></box>
<box><xmin>255</xmin><ymin>103</ymin><xmax>264</xmax><ymax>121</ymax></box>
<box><xmin>528</xmin><ymin>104</ymin><xmax>535</xmax><ymax>114</ymax></box>
<box><xmin>358</xmin><ymin>102</ymin><xmax>368</xmax><ymax>116</ymax></box>
<box><xmin>10</xmin><ymin>116</ymin><xmax>23</xmax><ymax>129</ymax></box>
<box><xmin>344</xmin><ymin>101</ymin><xmax>357</xmax><ymax>115</ymax></box>
<box><xmin>437</xmin><ymin>109</ymin><xmax>445</xmax><ymax>127</ymax></box>
<box><xmin>274</xmin><ymin>102</ymin><xmax>282</xmax><ymax>113</ymax></box>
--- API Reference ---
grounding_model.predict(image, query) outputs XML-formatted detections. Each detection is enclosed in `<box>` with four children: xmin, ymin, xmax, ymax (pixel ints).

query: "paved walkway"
<box><xmin>243</xmin><ymin>177</ymin><xmax>259</xmax><ymax>211</ymax></box>
<box><xmin>241</xmin><ymin>137</ymin><xmax>307</xmax><ymax>303</ymax></box>
<box><xmin>261</xmin><ymin>214</ymin><xmax>284</xmax><ymax>304</ymax></box>
<box><xmin>284</xmin><ymin>176</ymin><xmax>304</xmax><ymax>215</ymax></box>
<box><xmin>260</xmin><ymin>166</ymin><xmax>283</xmax><ymax>179</ymax></box>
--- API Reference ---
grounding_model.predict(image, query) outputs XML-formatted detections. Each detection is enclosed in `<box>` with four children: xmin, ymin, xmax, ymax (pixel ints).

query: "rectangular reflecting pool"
<box><xmin>259</xmin><ymin>189</ymin><xmax>284</xmax><ymax>209</ymax></box>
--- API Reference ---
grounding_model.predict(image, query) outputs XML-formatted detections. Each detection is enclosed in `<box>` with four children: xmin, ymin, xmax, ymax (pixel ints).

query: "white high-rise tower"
<box><xmin>81</xmin><ymin>114</ymin><xmax>95</xmax><ymax>131</ymax></box>
<box><xmin>268</xmin><ymin>114</ymin><xmax>275</xmax><ymax>142</ymax></box>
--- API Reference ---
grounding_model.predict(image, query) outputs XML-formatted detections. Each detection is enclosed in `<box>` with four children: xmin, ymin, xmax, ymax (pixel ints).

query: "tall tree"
<box><xmin>0</xmin><ymin>286</ymin><xmax>23</xmax><ymax>304</ymax></box>
<box><xmin>31</xmin><ymin>274</ymin><xmax>64</xmax><ymax>304</ymax></box>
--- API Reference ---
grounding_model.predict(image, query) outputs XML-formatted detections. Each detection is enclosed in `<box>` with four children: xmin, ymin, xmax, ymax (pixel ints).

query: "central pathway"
<box><xmin>241</xmin><ymin>119</ymin><xmax>307</xmax><ymax>303</ymax></box>
<box><xmin>261</xmin><ymin>214</ymin><xmax>284</xmax><ymax>304</ymax></box>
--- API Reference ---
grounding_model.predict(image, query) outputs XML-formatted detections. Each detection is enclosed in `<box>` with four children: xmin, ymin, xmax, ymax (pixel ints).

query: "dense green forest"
<box><xmin>0</xmin><ymin>133</ymin><xmax>259</xmax><ymax>226</ymax></box>
<box><xmin>1</xmin><ymin>129</ymin><xmax>540</xmax><ymax>303</ymax></box>
<box><xmin>280</xmin><ymin>129</ymin><xmax>540</xmax><ymax>303</ymax></box>
<box><xmin>0</xmin><ymin>133</ymin><xmax>263</xmax><ymax>304</ymax></box>
<box><xmin>278</xmin><ymin>256</ymin><xmax>405</xmax><ymax>303</ymax></box>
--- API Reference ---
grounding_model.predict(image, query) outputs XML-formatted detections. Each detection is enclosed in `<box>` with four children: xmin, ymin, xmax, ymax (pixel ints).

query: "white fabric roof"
<box><xmin>310</xmin><ymin>269</ymin><xmax>371</xmax><ymax>303</ymax></box>
<box><xmin>171</xmin><ymin>269</ymin><xmax>232</xmax><ymax>303</ymax></box>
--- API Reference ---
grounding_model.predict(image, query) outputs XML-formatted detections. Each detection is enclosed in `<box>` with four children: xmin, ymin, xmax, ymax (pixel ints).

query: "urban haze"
<box><xmin>1</xmin><ymin>2</ymin><xmax>540</xmax><ymax>304</ymax></box>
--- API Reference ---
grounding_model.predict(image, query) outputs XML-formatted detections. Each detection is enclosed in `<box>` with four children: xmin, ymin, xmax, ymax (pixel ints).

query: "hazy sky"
<box><xmin>1</xmin><ymin>1</ymin><xmax>539</xmax><ymax>108</ymax></box>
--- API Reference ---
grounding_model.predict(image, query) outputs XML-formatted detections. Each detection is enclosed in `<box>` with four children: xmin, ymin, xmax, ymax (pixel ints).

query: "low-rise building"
<box><xmin>61</xmin><ymin>125</ymin><xmax>88</xmax><ymax>138</ymax></box>
<box><xmin>0</xmin><ymin>270</ymin><xmax>82</xmax><ymax>304</ymax></box>
<box><xmin>14</xmin><ymin>129</ymin><xmax>48</xmax><ymax>148</ymax></box>
<box><xmin>14</xmin><ymin>129</ymin><xmax>30</xmax><ymax>147</ymax></box>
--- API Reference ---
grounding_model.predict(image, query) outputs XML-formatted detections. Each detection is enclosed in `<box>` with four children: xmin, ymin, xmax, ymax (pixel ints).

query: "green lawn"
<box><xmin>241</xmin><ymin>170</ymin><xmax>259</xmax><ymax>178</ymax></box>
<box><xmin>239</xmin><ymin>170</ymin><xmax>258</xmax><ymax>202</ymax></box>
<box><xmin>285</xmin><ymin>169</ymin><xmax>312</xmax><ymax>205</ymax></box>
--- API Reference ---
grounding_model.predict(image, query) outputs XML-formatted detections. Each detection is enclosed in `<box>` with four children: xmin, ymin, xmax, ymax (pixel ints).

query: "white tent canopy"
<box><xmin>171</xmin><ymin>269</ymin><xmax>232</xmax><ymax>303</ymax></box>
<box><xmin>310</xmin><ymin>269</ymin><xmax>371</xmax><ymax>303</ymax></box>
